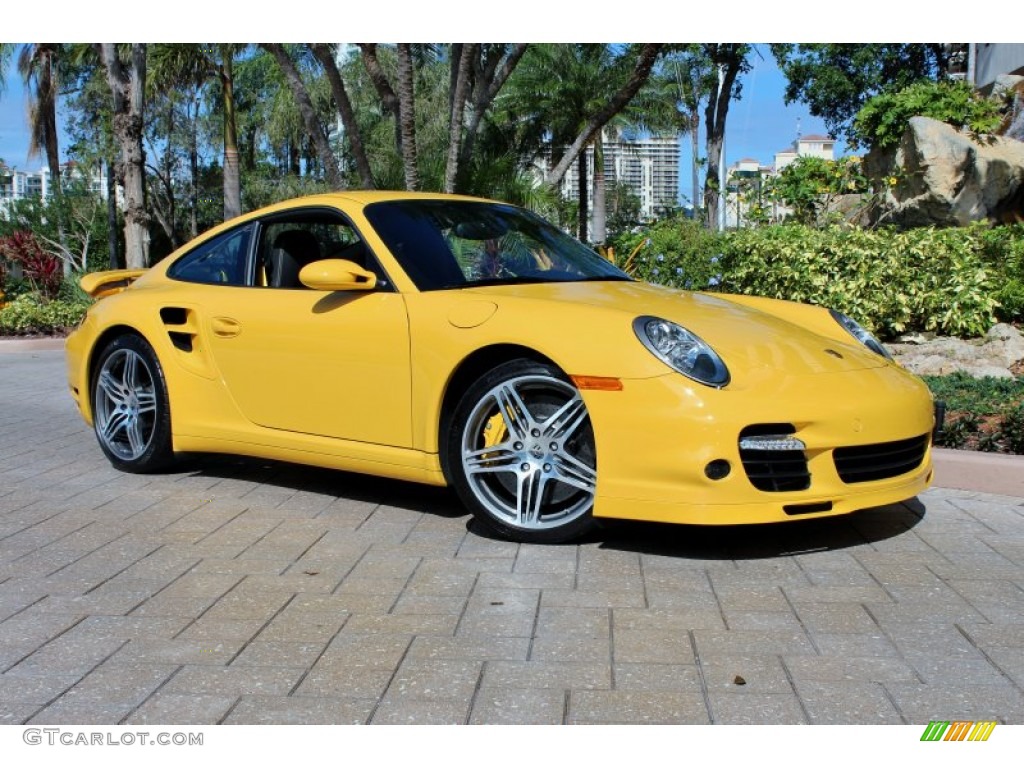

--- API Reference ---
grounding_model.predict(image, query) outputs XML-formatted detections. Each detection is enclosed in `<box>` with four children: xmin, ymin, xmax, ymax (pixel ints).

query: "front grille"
<box><xmin>739</xmin><ymin>424</ymin><xmax>810</xmax><ymax>492</ymax></box>
<box><xmin>833</xmin><ymin>434</ymin><xmax>929</xmax><ymax>484</ymax></box>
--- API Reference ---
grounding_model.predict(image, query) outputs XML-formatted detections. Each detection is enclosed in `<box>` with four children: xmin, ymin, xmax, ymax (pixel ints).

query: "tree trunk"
<box><xmin>358</xmin><ymin>43</ymin><xmax>405</xmax><ymax>167</ymax></box>
<box><xmin>690</xmin><ymin>116</ymin><xmax>700</xmax><ymax>213</ymax></box>
<box><xmin>106</xmin><ymin>157</ymin><xmax>121</xmax><ymax>269</ymax></box>
<box><xmin>458</xmin><ymin>44</ymin><xmax>528</xmax><ymax>178</ymax></box>
<box><xmin>220</xmin><ymin>46</ymin><xmax>241</xmax><ymax>220</ymax></box>
<box><xmin>98</xmin><ymin>43</ymin><xmax>150</xmax><ymax>269</ymax></box>
<box><xmin>591</xmin><ymin>131</ymin><xmax>606</xmax><ymax>243</ymax></box>
<box><xmin>396</xmin><ymin>44</ymin><xmax>419</xmax><ymax>191</ymax></box>
<box><xmin>311</xmin><ymin>44</ymin><xmax>375</xmax><ymax>189</ymax></box>
<box><xmin>263</xmin><ymin>43</ymin><xmax>343</xmax><ymax>189</ymax></box>
<box><xmin>703</xmin><ymin>46</ymin><xmax>743</xmax><ymax>231</ymax></box>
<box><xmin>577</xmin><ymin>151</ymin><xmax>588</xmax><ymax>242</ymax></box>
<box><xmin>189</xmin><ymin>95</ymin><xmax>199</xmax><ymax>239</ymax></box>
<box><xmin>445</xmin><ymin>43</ymin><xmax>476</xmax><ymax>193</ymax></box>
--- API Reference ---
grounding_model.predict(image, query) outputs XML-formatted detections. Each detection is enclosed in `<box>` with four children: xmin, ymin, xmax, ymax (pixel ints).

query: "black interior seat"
<box><xmin>268</xmin><ymin>230</ymin><xmax>322</xmax><ymax>288</ymax></box>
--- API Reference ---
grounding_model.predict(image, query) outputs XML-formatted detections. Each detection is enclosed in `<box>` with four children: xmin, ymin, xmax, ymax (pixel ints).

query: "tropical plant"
<box><xmin>762</xmin><ymin>156</ymin><xmax>869</xmax><ymax>226</ymax></box>
<box><xmin>852</xmin><ymin>79</ymin><xmax>1002</xmax><ymax>150</ymax></box>
<box><xmin>0</xmin><ymin>231</ymin><xmax>62</xmax><ymax>299</ymax></box>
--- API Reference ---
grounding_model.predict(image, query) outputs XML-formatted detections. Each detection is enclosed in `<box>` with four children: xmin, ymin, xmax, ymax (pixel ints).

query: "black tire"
<box><xmin>446</xmin><ymin>359</ymin><xmax>598</xmax><ymax>543</ymax></box>
<box><xmin>91</xmin><ymin>333</ymin><xmax>174</xmax><ymax>473</ymax></box>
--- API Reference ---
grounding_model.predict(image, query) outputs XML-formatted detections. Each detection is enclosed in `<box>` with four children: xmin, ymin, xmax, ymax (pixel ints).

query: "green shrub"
<box><xmin>924</xmin><ymin>373</ymin><xmax>1024</xmax><ymax>454</ymax></box>
<box><xmin>717</xmin><ymin>224</ymin><xmax>998</xmax><ymax>337</ymax></box>
<box><xmin>853</xmin><ymin>79</ymin><xmax>1002</xmax><ymax>150</ymax></box>
<box><xmin>608</xmin><ymin>216</ymin><xmax>725</xmax><ymax>291</ymax></box>
<box><xmin>975</xmin><ymin>223</ymin><xmax>1024</xmax><ymax>322</ymax></box>
<box><xmin>0</xmin><ymin>293</ymin><xmax>90</xmax><ymax>336</ymax></box>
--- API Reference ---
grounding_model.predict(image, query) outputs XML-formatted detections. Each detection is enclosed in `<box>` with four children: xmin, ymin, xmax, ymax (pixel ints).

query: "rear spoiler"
<box><xmin>79</xmin><ymin>269</ymin><xmax>147</xmax><ymax>300</ymax></box>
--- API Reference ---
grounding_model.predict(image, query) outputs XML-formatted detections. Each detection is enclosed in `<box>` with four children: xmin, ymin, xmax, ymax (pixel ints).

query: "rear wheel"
<box><xmin>447</xmin><ymin>359</ymin><xmax>597</xmax><ymax>543</ymax></box>
<box><xmin>91</xmin><ymin>334</ymin><xmax>174</xmax><ymax>472</ymax></box>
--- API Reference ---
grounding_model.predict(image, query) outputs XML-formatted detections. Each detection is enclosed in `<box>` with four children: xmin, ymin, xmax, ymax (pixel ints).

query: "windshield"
<box><xmin>363</xmin><ymin>199</ymin><xmax>631</xmax><ymax>291</ymax></box>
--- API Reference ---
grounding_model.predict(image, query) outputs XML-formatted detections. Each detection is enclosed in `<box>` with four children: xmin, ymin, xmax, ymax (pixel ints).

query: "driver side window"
<box><xmin>258</xmin><ymin>217</ymin><xmax>371</xmax><ymax>289</ymax></box>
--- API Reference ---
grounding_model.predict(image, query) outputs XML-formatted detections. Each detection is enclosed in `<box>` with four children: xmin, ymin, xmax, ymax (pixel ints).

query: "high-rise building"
<box><xmin>554</xmin><ymin>134</ymin><xmax>681</xmax><ymax>223</ymax></box>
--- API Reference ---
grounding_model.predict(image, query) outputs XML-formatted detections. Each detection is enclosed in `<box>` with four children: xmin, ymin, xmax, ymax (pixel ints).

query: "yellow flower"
<box><xmin>887</xmin><ymin>176</ymin><xmax>899</xmax><ymax>186</ymax></box>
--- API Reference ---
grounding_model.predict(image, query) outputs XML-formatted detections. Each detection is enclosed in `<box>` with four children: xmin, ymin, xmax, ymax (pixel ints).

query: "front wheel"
<box><xmin>91</xmin><ymin>334</ymin><xmax>174</xmax><ymax>473</ymax></box>
<box><xmin>447</xmin><ymin>359</ymin><xmax>598</xmax><ymax>543</ymax></box>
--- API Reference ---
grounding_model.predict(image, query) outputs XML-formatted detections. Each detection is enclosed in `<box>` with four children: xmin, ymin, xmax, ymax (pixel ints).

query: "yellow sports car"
<box><xmin>65</xmin><ymin>192</ymin><xmax>937</xmax><ymax>543</ymax></box>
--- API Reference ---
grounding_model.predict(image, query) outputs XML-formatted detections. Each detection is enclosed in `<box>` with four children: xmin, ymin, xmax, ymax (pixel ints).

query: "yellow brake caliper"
<box><xmin>481</xmin><ymin>412</ymin><xmax>509</xmax><ymax>458</ymax></box>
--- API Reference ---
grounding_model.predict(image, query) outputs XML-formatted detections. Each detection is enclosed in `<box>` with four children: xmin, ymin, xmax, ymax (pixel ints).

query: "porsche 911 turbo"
<box><xmin>65</xmin><ymin>192</ymin><xmax>937</xmax><ymax>542</ymax></box>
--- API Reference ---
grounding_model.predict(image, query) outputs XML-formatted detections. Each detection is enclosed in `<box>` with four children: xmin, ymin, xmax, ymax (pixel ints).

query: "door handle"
<box><xmin>211</xmin><ymin>317</ymin><xmax>242</xmax><ymax>338</ymax></box>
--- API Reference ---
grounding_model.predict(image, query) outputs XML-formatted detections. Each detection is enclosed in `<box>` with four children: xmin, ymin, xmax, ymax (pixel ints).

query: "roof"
<box><xmin>799</xmin><ymin>134</ymin><xmax>834</xmax><ymax>142</ymax></box>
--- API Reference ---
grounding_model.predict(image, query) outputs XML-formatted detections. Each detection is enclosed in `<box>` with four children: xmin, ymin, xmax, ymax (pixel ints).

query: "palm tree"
<box><xmin>502</xmin><ymin>44</ymin><xmax>662</xmax><ymax>242</ymax></box>
<box><xmin>18</xmin><ymin>44</ymin><xmax>68</xmax><ymax>259</ymax></box>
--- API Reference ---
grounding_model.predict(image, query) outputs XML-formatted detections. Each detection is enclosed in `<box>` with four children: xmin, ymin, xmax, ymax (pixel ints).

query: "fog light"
<box><xmin>739</xmin><ymin>435</ymin><xmax>806</xmax><ymax>452</ymax></box>
<box><xmin>704</xmin><ymin>459</ymin><xmax>731</xmax><ymax>480</ymax></box>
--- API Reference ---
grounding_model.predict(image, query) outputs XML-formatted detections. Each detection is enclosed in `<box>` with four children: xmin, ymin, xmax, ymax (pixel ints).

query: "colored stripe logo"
<box><xmin>920</xmin><ymin>721</ymin><xmax>997</xmax><ymax>741</ymax></box>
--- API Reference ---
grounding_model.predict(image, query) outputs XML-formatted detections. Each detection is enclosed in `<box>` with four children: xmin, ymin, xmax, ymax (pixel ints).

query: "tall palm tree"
<box><xmin>502</xmin><ymin>44</ymin><xmax>661</xmax><ymax>242</ymax></box>
<box><xmin>18</xmin><ymin>44</ymin><xmax>68</xmax><ymax>258</ymax></box>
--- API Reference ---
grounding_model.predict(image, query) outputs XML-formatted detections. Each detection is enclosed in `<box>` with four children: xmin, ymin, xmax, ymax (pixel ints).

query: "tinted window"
<box><xmin>363</xmin><ymin>200</ymin><xmax>629</xmax><ymax>291</ymax></box>
<box><xmin>168</xmin><ymin>225</ymin><xmax>253</xmax><ymax>285</ymax></box>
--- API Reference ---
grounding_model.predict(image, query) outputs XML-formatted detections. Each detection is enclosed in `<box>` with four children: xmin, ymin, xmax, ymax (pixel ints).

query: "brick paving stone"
<box><xmin>112</xmin><ymin>638</ymin><xmax>242</xmax><ymax>666</ymax></box>
<box><xmin>568</xmin><ymin>690</ymin><xmax>709</xmax><ymax>724</ymax></box>
<box><xmin>794</xmin><ymin>681</ymin><xmax>904</xmax><ymax>724</ymax></box>
<box><xmin>407</xmin><ymin>636</ymin><xmax>531</xmax><ymax>662</ymax></box>
<box><xmin>613</xmin><ymin>629</ymin><xmax>694</xmax><ymax>665</ymax></box>
<box><xmin>782</xmin><ymin>655</ymin><xmax>920</xmax><ymax>684</ymax></box>
<box><xmin>482</xmin><ymin>661</ymin><xmax>611</xmax><ymax>690</ymax></box>
<box><xmin>255</xmin><ymin>611</ymin><xmax>349</xmax><ymax>644</ymax></box>
<box><xmin>0</xmin><ymin>672</ymin><xmax>81</xmax><ymax>704</ymax></box>
<box><xmin>698</xmin><ymin>654</ymin><xmax>793</xmax><ymax>694</ymax></box>
<box><xmin>0</xmin><ymin>703</ymin><xmax>42</xmax><ymax>725</ymax></box>
<box><xmin>370</xmin><ymin>697</ymin><xmax>470</xmax><ymax>724</ymax></box>
<box><xmin>540</xmin><ymin>589</ymin><xmax>646</xmax><ymax>608</ymax></box>
<box><xmin>693</xmin><ymin>629</ymin><xmax>817</xmax><ymax>657</ymax></box>
<box><xmin>886</xmin><ymin>683</ymin><xmax>1024</xmax><ymax>724</ymax></box>
<box><xmin>124</xmin><ymin>692</ymin><xmax>238</xmax><ymax>725</ymax></box>
<box><xmin>385</xmin><ymin>658</ymin><xmax>482</xmax><ymax>699</ymax></box>
<box><xmin>223</xmin><ymin>694</ymin><xmax>374</xmax><ymax>724</ymax></box>
<box><xmin>613</xmin><ymin>663</ymin><xmax>701</xmax><ymax>692</ymax></box>
<box><xmin>165</xmin><ymin>665</ymin><xmax>306</xmax><ymax>697</ymax></box>
<box><xmin>469</xmin><ymin>687</ymin><xmax>566</xmax><ymax>724</ymax></box>
<box><xmin>230</xmin><ymin>641</ymin><xmax>329</xmax><ymax>668</ymax></box>
<box><xmin>710</xmin><ymin>692</ymin><xmax>808</xmax><ymax>724</ymax></box>
<box><xmin>724</xmin><ymin>611</ymin><xmax>804</xmax><ymax>631</ymax></box>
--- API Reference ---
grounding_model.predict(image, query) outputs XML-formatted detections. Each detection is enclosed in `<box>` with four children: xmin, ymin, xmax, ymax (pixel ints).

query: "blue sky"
<box><xmin>0</xmin><ymin>43</ymin><xmax>839</xmax><ymax>202</ymax></box>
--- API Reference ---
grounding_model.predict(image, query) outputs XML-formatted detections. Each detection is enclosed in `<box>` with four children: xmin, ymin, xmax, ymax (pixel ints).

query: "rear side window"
<box><xmin>168</xmin><ymin>225</ymin><xmax>253</xmax><ymax>285</ymax></box>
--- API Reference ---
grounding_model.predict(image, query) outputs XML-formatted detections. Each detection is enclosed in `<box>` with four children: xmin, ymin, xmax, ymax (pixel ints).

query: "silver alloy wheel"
<box><xmin>94</xmin><ymin>348</ymin><xmax>159</xmax><ymax>461</ymax></box>
<box><xmin>460</xmin><ymin>374</ymin><xmax>596</xmax><ymax>531</ymax></box>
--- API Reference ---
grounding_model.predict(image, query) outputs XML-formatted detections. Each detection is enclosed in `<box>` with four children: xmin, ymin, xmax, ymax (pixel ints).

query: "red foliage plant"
<box><xmin>0</xmin><ymin>230</ymin><xmax>61</xmax><ymax>299</ymax></box>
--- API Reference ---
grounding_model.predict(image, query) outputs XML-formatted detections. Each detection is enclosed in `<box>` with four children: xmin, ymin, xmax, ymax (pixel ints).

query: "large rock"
<box><xmin>888</xmin><ymin>322</ymin><xmax>1024</xmax><ymax>379</ymax></box>
<box><xmin>864</xmin><ymin>116</ymin><xmax>1024</xmax><ymax>227</ymax></box>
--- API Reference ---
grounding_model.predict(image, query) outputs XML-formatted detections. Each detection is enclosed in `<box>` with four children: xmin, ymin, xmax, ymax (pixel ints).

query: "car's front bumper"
<box><xmin>584</xmin><ymin>364</ymin><xmax>935</xmax><ymax>525</ymax></box>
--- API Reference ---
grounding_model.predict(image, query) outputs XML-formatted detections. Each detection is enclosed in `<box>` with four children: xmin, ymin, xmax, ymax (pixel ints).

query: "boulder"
<box><xmin>864</xmin><ymin>116</ymin><xmax>1024</xmax><ymax>227</ymax></box>
<box><xmin>887</xmin><ymin>323</ymin><xmax>1023</xmax><ymax>379</ymax></box>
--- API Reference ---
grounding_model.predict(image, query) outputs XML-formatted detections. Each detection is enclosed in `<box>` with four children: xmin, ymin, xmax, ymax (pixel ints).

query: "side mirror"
<box><xmin>299</xmin><ymin>259</ymin><xmax>377</xmax><ymax>292</ymax></box>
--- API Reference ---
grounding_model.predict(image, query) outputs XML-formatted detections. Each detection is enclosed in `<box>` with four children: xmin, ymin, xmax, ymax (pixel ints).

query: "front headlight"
<box><xmin>829</xmin><ymin>309</ymin><xmax>892</xmax><ymax>360</ymax></box>
<box><xmin>633</xmin><ymin>316</ymin><xmax>730</xmax><ymax>387</ymax></box>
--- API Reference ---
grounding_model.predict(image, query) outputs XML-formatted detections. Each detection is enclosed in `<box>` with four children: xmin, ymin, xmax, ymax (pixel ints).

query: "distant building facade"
<box><xmin>0</xmin><ymin>161</ymin><xmax>110</xmax><ymax>210</ymax></box>
<box><xmin>551</xmin><ymin>134</ymin><xmax>681</xmax><ymax>225</ymax></box>
<box><xmin>725</xmin><ymin>134</ymin><xmax>837</xmax><ymax>227</ymax></box>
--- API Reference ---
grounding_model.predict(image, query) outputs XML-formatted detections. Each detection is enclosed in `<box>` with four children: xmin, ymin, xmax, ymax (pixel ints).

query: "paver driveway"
<box><xmin>1</xmin><ymin>347</ymin><xmax>1023</xmax><ymax>725</ymax></box>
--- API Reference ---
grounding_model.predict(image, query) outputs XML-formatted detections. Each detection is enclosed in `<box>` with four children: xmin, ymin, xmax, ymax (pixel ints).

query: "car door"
<box><xmin>184</xmin><ymin>208</ymin><xmax>413</xmax><ymax>449</ymax></box>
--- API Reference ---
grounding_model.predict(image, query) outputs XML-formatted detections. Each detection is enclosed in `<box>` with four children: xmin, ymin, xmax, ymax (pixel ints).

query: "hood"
<box><xmin>468</xmin><ymin>279</ymin><xmax>887</xmax><ymax>377</ymax></box>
